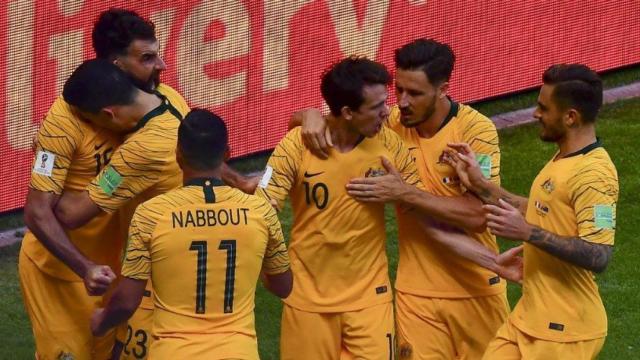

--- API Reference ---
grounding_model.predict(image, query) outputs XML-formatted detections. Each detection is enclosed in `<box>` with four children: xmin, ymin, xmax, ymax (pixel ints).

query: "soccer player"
<box><xmin>295</xmin><ymin>39</ymin><xmax>509</xmax><ymax>359</ymax></box>
<box><xmin>89</xmin><ymin>108</ymin><xmax>292</xmax><ymax>359</ymax></box>
<box><xmin>446</xmin><ymin>64</ymin><xmax>617</xmax><ymax>359</ymax></box>
<box><xmin>258</xmin><ymin>56</ymin><xmax>406</xmax><ymax>360</ymax></box>
<box><xmin>19</xmin><ymin>9</ymin><xmax>188</xmax><ymax>359</ymax></box>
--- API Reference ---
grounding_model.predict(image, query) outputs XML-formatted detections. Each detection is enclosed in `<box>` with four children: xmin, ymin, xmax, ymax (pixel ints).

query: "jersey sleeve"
<box><xmin>255</xmin><ymin>128</ymin><xmax>304</xmax><ymax>209</ymax></box>
<box><xmin>380</xmin><ymin>128</ymin><xmax>424</xmax><ymax>190</ymax></box>
<box><xmin>257</xmin><ymin>199</ymin><xmax>291</xmax><ymax>275</ymax></box>
<box><xmin>121</xmin><ymin>203</ymin><xmax>156</xmax><ymax>280</ymax></box>
<box><xmin>29</xmin><ymin>97</ymin><xmax>83</xmax><ymax>194</ymax></box>
<box><xmin>569</xmin><ymin>160</ymin><xmax>619</xmax><ymax>245</ymax></box>
<box><xmin>86</xmin><ymin>126</ymin><xmax>173</xmax><ymax>212</ymax></box>
<box><xmin>461</xmin><ymin>113</ymin><xmax>501</xmax><ymax>186</ymax></box>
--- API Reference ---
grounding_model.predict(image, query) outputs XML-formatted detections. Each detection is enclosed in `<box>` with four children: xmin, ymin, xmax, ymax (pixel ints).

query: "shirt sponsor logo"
<box><xmin>375</xmin><ymin>285</ymin><xmax>388</xmax><ymax>294</ymax></box>
<box><xmin>303</xmin><ymin>170</ymin><xmax>324</xmax><ymax>178</ymax></box>
<box><xmin>33</xmin><ymin>150</ymin><xmax>55</xmax><ymax>177</ymax></box>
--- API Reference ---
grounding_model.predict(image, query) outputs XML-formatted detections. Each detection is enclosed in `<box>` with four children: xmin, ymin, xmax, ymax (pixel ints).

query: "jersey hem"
<box><xmin>283</xmin><ymin>295</ymin><xmax>392</xmax><ymax>313</ymax></box>
<box><xmin>394</xmin><ymin>284</ymin><xmax>506</xmax><ymax>299</ymax></box>
<box><xmin>511</xmin><ymin>316</ymin><xmax>607</xmax><ymax>342</ymax></box>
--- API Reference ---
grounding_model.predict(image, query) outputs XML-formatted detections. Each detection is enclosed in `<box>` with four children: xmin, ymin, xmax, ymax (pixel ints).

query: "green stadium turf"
<box><xmin>1</xmin><ymin>97</ymin><xmax>638</xmax><ymax>359</ymax></box>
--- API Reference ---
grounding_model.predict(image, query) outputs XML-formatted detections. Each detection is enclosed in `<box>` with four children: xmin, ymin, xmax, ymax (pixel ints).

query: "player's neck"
<box><xmin>556</xmin><ymin>124</ymin><xmax>597</xmax><ymax>158</ymax></box>
<box><xmin>415</xmin><ymin>97</ymin><xmax>451</xmax><ymax>139</ymax></box>
<box><xmin>131</xmin><ymin>90</ymin><xmax>163</xmax><ymax>121</ymax></box>
<box><xmin>328</xmin><ymin>117</ymin><xmax>364</xmax><ymax>153</ymax></box>
<box><xmin>182</xmin><ymin>167</ymin><xmax>223</xmax><ymax>186</ymax></box>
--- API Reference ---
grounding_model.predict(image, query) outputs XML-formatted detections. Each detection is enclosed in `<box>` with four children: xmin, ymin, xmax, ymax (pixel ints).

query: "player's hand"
<box><xmin>494</xmin><ymin>245</ymin><xmax>524</xmax><ymax>284</ymax></box>
<box><xmin>445</xmin><ymin>142</ymin><xmax>486</xmax><ymax>194</ymax></box>
<box><xmin>484</xmin><ymin>199</ymin><xmax>533</xmax><ymax>241</ymax></box>
<box><xmin>90</xmin><ymin>308</ymin><xmax>107</xmax><ymax>336</ymax></box>
<box><xmin>298</xmin><ymin>109</ymin><xmax>333</xmax><ymax>159</ymax></box>
<box><xmin>346</xmin><ymin>157</ymin><xmax>410</xmax><ymax>202</ymax></box>
<box><xmin>84</xmin><ymin>264</ymin><xmax>116</xmax><ymax>296</ymax></box>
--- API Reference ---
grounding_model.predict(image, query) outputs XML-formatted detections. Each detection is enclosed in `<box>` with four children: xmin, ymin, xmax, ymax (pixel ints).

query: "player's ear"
<box><xmin>438</xmin><ymin>81</ymin><xmax>450</xmax><ymax>99</ymax></box>
<box><xmin>564</xmin><ymin>108</ymin><xmax>580</xmax><ymax>128</ymax></box>
<box><xmin>341</xmin><ymin>106</ymin><xmax>353</xmax><ymax>121</ymax></box>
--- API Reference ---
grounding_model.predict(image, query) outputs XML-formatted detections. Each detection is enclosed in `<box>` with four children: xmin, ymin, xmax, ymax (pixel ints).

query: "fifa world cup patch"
<box><xmin>476</xmin><ymin>153</ymin><xmax>492</xmax><ymax>179</ymax></box>
<box><xmin>594</xmin><ymin>204</ymin><xmax>615</xmax><ymax>229</ymax></box>
<box><xmin>258</xmin><ymin>165</ymin><xmax>273</xmax><ymax>189</ymax></box>
<box><xmin>33</xmin><ymin>151</ymin><xmax>55</xmax><ymax>177</ymax></box>
<box><xmin>98</xmin><ymin>165</ymin><xmax>123</xmax><ymax>196</ymax></box>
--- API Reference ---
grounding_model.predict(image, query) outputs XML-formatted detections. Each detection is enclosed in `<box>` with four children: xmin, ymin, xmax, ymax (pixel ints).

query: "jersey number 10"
<box><xmin>189</xmin><ymin>240</ymin><xmax>237</xmax><ymax>314</ymax></box>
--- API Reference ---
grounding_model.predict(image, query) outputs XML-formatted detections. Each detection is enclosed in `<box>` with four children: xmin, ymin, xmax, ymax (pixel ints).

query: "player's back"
<box><xmin>124</xmin><ymin>180</ymin><xmax>283</xmax><ymax>337</ymax></box>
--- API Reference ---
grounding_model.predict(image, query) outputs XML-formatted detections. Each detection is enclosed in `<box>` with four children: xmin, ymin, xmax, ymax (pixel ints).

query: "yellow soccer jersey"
<box><xmin>256</xmin><ymin>126</ymin><xmax>422</xmax><ymax>312</ymax></box>
<box><xmin>511</xmin><ymin>142</ymin><xmax>618</xmax><ymax>342</ymax></box>
<box><xmin>22</xmin><ymin>95</ymin><xmax>122</xmax><ymax>280</ymax></box>
<box><xmin>387</xmin><ymin>102</ymin><xmax>506</xmax><ymax>298</ymax></box>
<box><xmin>87</xmin><ymin>91</ymin><xmax>188</xmax><ymax>214</ymax></box>
<box><xmin>121</xmin><ymin>179</ymin><xmax>290</xmax><ymax>337</ymax></box>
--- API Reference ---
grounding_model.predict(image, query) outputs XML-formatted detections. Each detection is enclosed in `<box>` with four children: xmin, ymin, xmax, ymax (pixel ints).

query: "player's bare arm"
<box><xmin>446</xmin><ymin>142</ymin><xmax>528</xmax><ymax>214</ymax></box>
<box><xmin>415</xmin><ymin>216</ymin><xmax>523</xmax><ymax>283</ymax></box>
<box><xmin>220</xmin><ymin>162</ymin><xmax>261</xmax><ymax>194</ymax></box>
<box><xmin>24</xmin><ymin>189</ymin><xmax>115</xmax><ymax>294</ymax></box>
<box><xmin>54</xmin><ymin>190</ymin><xmax>102</xmax><ymax>229</ymax></box>
<box><xmin>346</xmin><ymin>157</ymin><xmax>486</xmax><ymax>232</ymax></box>
<box><xmin>289</xmin><ymin>108</ymin><xmax>333</xmax><ymax>159</ymax></box>
<box><xmin>91</xmin><ymin>277</ymin><xmax>146</xmax><ymax>337</ymax></box>
<box><xmin>262</xmin><ymin>269</ymin><xmax>294</xmax><ymax>298</ymax></box>
<box><xmin>485</xmin><ymin>199</ymin><xmax>612</xmax><ymax>273</ymax></box>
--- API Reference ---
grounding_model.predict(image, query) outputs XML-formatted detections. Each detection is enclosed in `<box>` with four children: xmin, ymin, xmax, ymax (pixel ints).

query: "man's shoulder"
<box><xmin>44</xmin><ymin>95</ymin><xmax>91</xmax><ymax>131</ymax></box>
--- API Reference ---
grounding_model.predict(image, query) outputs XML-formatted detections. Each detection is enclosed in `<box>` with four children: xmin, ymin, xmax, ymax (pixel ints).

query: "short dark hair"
<box><xmin>542</xmin><ymin>64</ymin><xmax>603</xmax><ymax>123</ymax></box>
<box><xmin>321</xmin><ymin>56</ymin><xmax>390</xmax><ymax>116</ymax></box>
<box><xmin>178</xmin><ymin>109</ymin><xmax>228</xmax><ymax>170</ymax></box>
<box><xmin>92</xmin><ymin>8</ymin><xmax>156</xmax><ymax>59</ymax></box>
<box><xmin>63</xmin><ymin>59</ymin><xmax>137</xmax><ymax>113</ymax></box>
<box><xmin>394</xmin><ymin>38</ymin><xmax>455</xmax><ymax>86</ymax></box>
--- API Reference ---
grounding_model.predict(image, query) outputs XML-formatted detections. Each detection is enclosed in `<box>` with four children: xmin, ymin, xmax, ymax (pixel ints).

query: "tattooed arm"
<box><xmin>527</xmin><ymin>226</ymin><xmax>613</xmax><ymax>273</ymax></box>
<box><xmin>485</xmin><ymin>199</ymin><xmax>613</xmax><ymax>273</ymax></box>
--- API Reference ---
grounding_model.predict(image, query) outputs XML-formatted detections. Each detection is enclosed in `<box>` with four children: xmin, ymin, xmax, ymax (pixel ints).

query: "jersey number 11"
<box><xmin>189</xmin><ymin>240</ymin><xmax>237</xmax><ymax>314</ymax></box>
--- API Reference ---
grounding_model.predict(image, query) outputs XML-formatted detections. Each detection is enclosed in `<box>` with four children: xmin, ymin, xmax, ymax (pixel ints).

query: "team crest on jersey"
<box><xmin>436</xmin><ymin>150</ymin><xmax>450</xmax><ymax>164</ymax></box>
<box><xmin>541</xmin><ymin>178</ymin><xmax>555</xmax><ymax>194</ymax></box>
<box><xmin>365</xmin><ymin>167</ymin><xmax>386</xmax><ymax>177</ymax></box>
<box><xmin>58</xmin><ymin>352</ymin><xmax>74</xmax><ymax>360</ymax></box>
<box><xmin>534</xmin><ymin>200</ymin><xmax>549</xmax><ymax>215</ymax></box>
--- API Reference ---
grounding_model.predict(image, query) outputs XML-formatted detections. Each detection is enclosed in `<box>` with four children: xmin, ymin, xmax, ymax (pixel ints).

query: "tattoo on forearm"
<box><xmin>527</xmin><ymin>227</ymin><xmax>613</xmax><ymax>273</ymax></box>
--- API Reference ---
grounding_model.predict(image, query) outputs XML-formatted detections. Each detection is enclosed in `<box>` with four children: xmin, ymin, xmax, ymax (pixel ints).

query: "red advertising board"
<box><xmin>1</xmin><ymin>1</ymin><xmax>639</xmax><ymax>212</ymax></box>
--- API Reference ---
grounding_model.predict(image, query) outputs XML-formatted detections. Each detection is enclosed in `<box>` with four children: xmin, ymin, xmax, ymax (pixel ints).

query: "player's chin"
<box><xmin>400</xmin><ymin>116</ymin><xmax>420</xmax><ymax>128</ymax></box>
